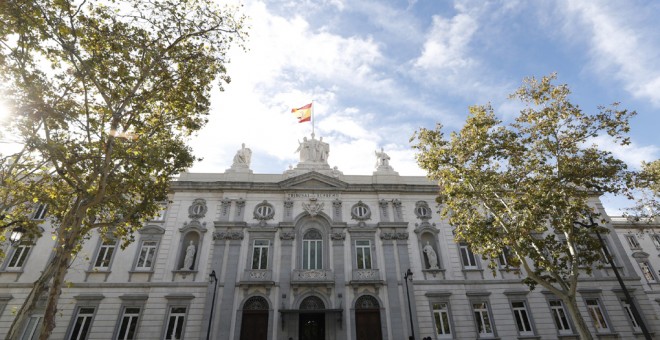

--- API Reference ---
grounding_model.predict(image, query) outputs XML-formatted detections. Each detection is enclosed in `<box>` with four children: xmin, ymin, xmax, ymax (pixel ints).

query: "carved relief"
<box><xmin>213</xmin><ymin>231</ymin><xmax>244</xmax><ymax>240</ymax></box>
<box><xmin>280</xmin><ymin>232</ymin><xmax>295</xmax><ymax>240</ymax></box>
<box><xmin>380</xmin><ymin>232</ymin><xmax>409</xmax><ymax>240</ymax></box>
<box><xmin>253</xmin><ymin>201</ymin><xmax>275</xmax><ymax>226</ymax></box>
<box><xmin>302</xmin><ymin>198</ymin><xmax>324</xmax><ymax>217</ymax></box>
<box><xmin>188</xmin><ymin>198</ymin><xmax>207</xmax><ymax>220</ymax></box>
<box><xmin>330</xmin><ymin>232</ymin><xmax>346</xmax><ymax>241</ymax></box>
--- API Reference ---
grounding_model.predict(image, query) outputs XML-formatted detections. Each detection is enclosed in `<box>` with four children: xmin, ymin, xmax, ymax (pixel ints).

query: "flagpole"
<box><xmin>311</xmin><ymin>99</ymin><xmax>315</xmax><ymax>137</ymax></box>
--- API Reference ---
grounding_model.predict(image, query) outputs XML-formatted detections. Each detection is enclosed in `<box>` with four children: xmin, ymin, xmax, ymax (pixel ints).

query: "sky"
<box><xmin>1</xmin><ymin>0</ymin><xmax>659</xmax><ymax>216</ymax></box>
<box><xmin>187</xmin><ymin>0</ymin><xmax>660</xmax><ymax>216</ymax></box>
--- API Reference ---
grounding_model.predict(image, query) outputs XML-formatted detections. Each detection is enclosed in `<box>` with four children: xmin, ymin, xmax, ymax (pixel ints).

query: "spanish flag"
<box><xmin>291</xmin><ymin>103</ymin><xmax>312</xmax><ymax>123</ymax></box>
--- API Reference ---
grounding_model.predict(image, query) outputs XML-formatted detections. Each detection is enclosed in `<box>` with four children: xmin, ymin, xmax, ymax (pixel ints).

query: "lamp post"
<box><xmin>206</xmin><ymin>270</ymin><xmax>218</xmax><ymax>340</ymax></box>
<box><xmin>574</xmin><ymin>217</ymin><xmax>652</xmax><ymax>340</ymax></box>
<box><xmin>404</xmin><ymin>268</ymin><xmax>415</xmax><ymax>340</ymax></box>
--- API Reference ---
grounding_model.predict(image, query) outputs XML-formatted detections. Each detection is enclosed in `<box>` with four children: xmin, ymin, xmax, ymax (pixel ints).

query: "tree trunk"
<box><xmin>38</xmin><ymin>241</ymin><xmax>75</xmax><ymax>340</ymax></box>
<box><xmin>564</xmin><ymin>295</ymin><xmax>593</xmax><ymax>340</ymax></box>
<box><xmin>4</xmin><ymin>265</ymin><xmax>55</xmax><ymax>340</ymax></box>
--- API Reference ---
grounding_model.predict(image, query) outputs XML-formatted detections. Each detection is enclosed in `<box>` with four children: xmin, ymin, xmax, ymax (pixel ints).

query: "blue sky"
<box><xmin>190</xmin><ymin>0</ymin><xmax>660</xmax><ymax>215</ymax></box>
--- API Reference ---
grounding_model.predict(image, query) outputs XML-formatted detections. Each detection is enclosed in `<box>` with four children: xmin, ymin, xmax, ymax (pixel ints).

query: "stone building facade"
<box><xmin>0</xmin><ymin>135</ymin><xmax>659</xmax><ymax>339</ymax></box>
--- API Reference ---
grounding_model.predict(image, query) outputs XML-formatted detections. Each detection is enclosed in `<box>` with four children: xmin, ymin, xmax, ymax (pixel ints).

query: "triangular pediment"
<box><xmin>278</xmin><ymin>171</ymin><xmax>348</xmax><ymax>190</ymax></box>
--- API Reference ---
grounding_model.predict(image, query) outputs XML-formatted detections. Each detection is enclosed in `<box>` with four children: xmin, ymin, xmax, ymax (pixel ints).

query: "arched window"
<box><xmin>244</xmin><ymin>296</ymin><xmax>269</xmax><ymax>310</ymax></box>
<box><xmin>300</xmin><ymin>296</ymin><xmax>325</xmax><ymax>310</ymax></box>
<box><xmin>302</xmin><ymin>229</ymin><xmax>322</xmax><ymax>270</ymax></box>
<box><xmin>355</xmin><ymin>295</ymin><xmax>380</xmax><ymax>309</ymax></box>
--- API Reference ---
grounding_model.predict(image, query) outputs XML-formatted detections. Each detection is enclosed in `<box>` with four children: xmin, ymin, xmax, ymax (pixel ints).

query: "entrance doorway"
<box><xmin>355</xmin><ymin>295</ymin><xmax>382</xmax><ymax>340</ymax></box>
<box><xmin>298</xmin><ymin>296</ymin><xmax>326</xmax><ymax>340</ymax></box>
<box><xmin>299</xmin><ymin>313</ymin><xmax>325</xmax><ymax>340</ymax></box>
<box><xmin>239</xmin><ymin>296</ymin><xmax>269</xmax><ymax>340</ymax></box>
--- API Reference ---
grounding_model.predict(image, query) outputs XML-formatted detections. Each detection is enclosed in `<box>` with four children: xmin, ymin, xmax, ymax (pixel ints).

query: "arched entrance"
<box><xmin>239</xmin><ymin>296</ymin><xmax>269</xmax><ymax>340</ymax></box>
<box><xmin>299</xmin><ymin>296</ymin><xmax>325</xmax><ymax>340</ymax></box>
<box><xmin>355</xmin><ymin>295</ymin><xmax>382</xmax><ymax>340</ymax></box>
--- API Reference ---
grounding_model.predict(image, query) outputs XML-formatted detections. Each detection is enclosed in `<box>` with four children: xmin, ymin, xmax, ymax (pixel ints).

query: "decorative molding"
<box><xmin>380</xmin><ymin>232</ymin><xmax>409</xmax><ymax>240</ymax></box>
<box><xmin>280</xmin><ymin>232</ymin><xmax>295</xmax><ymax>240</ymax></box>
<box><xmin>330</xmin><ymin>232</ymin><xmax>346</xmax><ymax>241</ymax></box>
<box><xmin>213</xmin><ymin>231</ymin><xmax>244</xmax><ymax>240</ymax></box>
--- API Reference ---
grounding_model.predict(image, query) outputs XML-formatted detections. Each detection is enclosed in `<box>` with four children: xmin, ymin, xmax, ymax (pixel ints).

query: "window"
<box><xmin>94</xmin><ymin>239</ymin><xmax>117</xmax><ymax>269</ymax></box>
<box><xmin>600</xmin><ymin>242</ymin><xmax>616</xmax><ymax>265</ymax></box>
<box><xmin>251</xmin><ymin>239</ymin><xmax>269</xmax><ymax>270</ymax></box>
<box><xmin>152</xmin><ymin>204</ymin><xmax>167</xmax><ymax>221</ymax></box>
<box><xmin>69</xmin><ymin>307</ymin><xmax>96</xmax><ymax>340</ymax></box>
<box><xmin>355</xmin><ymin>240</ymin><xmax>372</xmax><ymax>269</ymax></box>
<box><xmin>432</xmin><ymin>302</ymin><xmax>452</xmax><ymax>338</ymax></box>
<box><xmin>135</xmin><ymin>241</ymin><xmax>158</xmax><ymax>270</ymax></box>
<box><xmin>511</xmin><ymin>301</ymin><xmax>534</xmax><ymax>335</ymax></box>
<box><xmin>460</xmin><ymin>243</ymin><xmax>478</xmax><ymax>269</ymax></box>
<box><xmin>7</xmin><ymin>243</ymin><xmax>32</xmax><ymax>269</ymax></box>
<box><xmin>650</xmin><ymin>234</ymin><xmax>660</xmax><ymax>249</ymax></box>
<box><xmin>625</xmin><ymin>235</ymin><xmax>641</xmax><ymax>249</ymax></box>
<box><xmin>253</xmin><ymin>201</ymin><xmax>274</xmax><ymax>221</ymax></box>
<box><xmin>549</xmin><ymin>300</ymin><xmax>572</xmax><ymax>334</ymax></box>
<box><xmin>497</xmin><ymin>247</ymin><xmax>514</xmax><ymax>268</ymax></box>
<box><xmin>302</xmin><ymin>229</ymin><xmax>322</xmax><ymax>270</ymax></box>
<box><xmin>351</xmin><ymin>201</ymin><xmax>371</xmax><ymax>221</ymax></box>
<box><xmin>163</xmin><ymin>307</ymin><xmax>187</xmax><ymax>340</ymax></box>
<box><xmin>472</xmin><ymin>302</ymin><xmax>495</xmax><ymax>337</ymax></box>
<box><xmin>639</xmin><ymin>261</ymin><xmax>656</xmax><ymax>283</ymax></box>
<box><xmin>31</xmin><ymin>203</ymin><xmax>48</xmax><ymax>220</ymax></box>
<box><xmin>585</xmin><ymin>298</ymin><xmax>610</xmax><ymax>332</ymax></box>
<box><xmin>20</xmin><ymin>315</ymin><xmax>43</xmax><ymax>340</ymax></box>
<box><xmin>620</xmin><ymin>298</ymin><xmax>641</xmax><ymax>332</ymax></box>
<box><xmin>116</xmin><ymin>307</ymin><xmax>141</xmax><ymax>340</ymax></box>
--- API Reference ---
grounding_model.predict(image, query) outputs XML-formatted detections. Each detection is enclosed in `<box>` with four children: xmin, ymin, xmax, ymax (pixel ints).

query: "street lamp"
<box><xmin>404</xmin><ymin>268</ymin><xmax>415</xmax><ymax>340</ymax></box>
<box><xmin>9</xmin><ymin>226</ymin><xmax>25</xmax><ymax>245</ymax></box>
<box><xmin>206</xmin><ymin>270</ymin><xmax>218</xmax><ymax>340</ymax></box>
<box><xmin>574</xmin><ymin>217</ymin><xmax>651</xmax><ymax>340</ymax></box>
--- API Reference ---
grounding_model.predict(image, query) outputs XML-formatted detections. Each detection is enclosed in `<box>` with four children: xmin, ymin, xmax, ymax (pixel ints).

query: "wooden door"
<box><xmin>239</xmin><ymin>311</ymin><xmax>268</xmax><ymax>340</ymax></box>
<box><xmin>355</xmin><ymin>310</ymin><xmax>382</xmax><ymax>340</ymax></box>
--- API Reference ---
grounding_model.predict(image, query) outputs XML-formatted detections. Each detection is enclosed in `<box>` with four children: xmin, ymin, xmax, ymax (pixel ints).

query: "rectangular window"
<box><xmin>600</xmin><ymin>242</ymin><xmax>615</xmax><ymax>265</ymax></box>
<box><xmin>69</xmin><ymin>307</ymin><xmax>96</xmax><ymax>340</ymax></box>
<box><xmin>20</xmin><ymin>315</ymin><xmax>43</xmax><ymax>340</ymax></box>
<box><xmin>152</xmin><ymin>204</ymin><xmax>167</xmax><ymax>221</ymax></box>
<box><xmin>432</xmin><ymin>302</ymin><xmax>452</xmax><ymax>338</ymax></box>
<box><xmin>251</xmin><ymin>240</ymin><xmax>269</xmax><ymax>270</ymax></box>
<box><xmin>585</xmin><ymin>298</ymin><xmax>610</xmax><ymax>332</ymax></box>
<box><xmin>511</xmin><ymin>301</ymin><xmax>534</xmax><ymax>335</ymax></box>
<box><xmin>7</xmin><ymin>244</ymin><xmax>32</xmax><ymax>269</ymax></box>
<box><xmin>94</xmin><ymin>239</ymin><xmax>117</xmax><ymax>269</ymax></box>
<box><xmin>460</xmin><ymin>243</ymin><xmax>478</xmax><ymax>269</ymax></box>
<box><xmin>652</xmin><ymin>234</ymin><xmax>660</xmax><ymax>249</ymax></box>
<box><xmin>625</xmin><ymin>235</ymin><xmax>641</xmax><ymax>249</ymax></box>
<box><xmin>302</xmin><ymin>240</ymin><xmax>322</xmax><ymax>270</ymax></box>
<box><xmin>116</xmin><ymin>307</ymin><xmax>141</xmax><ymax>340</ymax></box>
<box><xmin>164</xmin><ymin>307</ymin><xmax>187</xmax><ymax>340</ymax></box>
<box><xmin>497</xmin><ymin>247</ymin><xmax>512</xmax><ymax>267</ymax></box>
<box><xmin>135</xmin><ymin>241</ymin><xmax>158</xmax><ymax>270</ymax></box>
<box><xmin>355</xmin><ymin>240</ymin><xmax>372</xmax><ymax>269</ymax></box>
<box><xmin>639</xmin><ymin>261</ymin><xmax>656</xmax><ymax>283</ymax></box>
<box><xmin>549</xmin><ymin>300</ymin><xmax>572</xmax><ymax>334</ymax></box>
<box><xmin>472</xmin><ymin>302</ymin><xmax>494</xmax><ymax>337</ymax></box>
<box><xmin>31</xmin><ymin>203</ymin><xmax>48</xmax><ymax>220</ymax></box>
<box><xmin>620</xmin><ymin>299</ymin><xmax>641</xmax><ymax>332</ymax></box>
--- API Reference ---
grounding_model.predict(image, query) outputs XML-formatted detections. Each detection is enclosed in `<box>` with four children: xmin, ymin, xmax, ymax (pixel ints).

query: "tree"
<box><xmin>627</xmin><ymin>159</ymin><xmax>660</xmax><ymax>220</ymax></box>
<box><xmin>412</xmin><ymin>74</ymin><xmax>636</xmax><ymax>340</ymax></box>
<box><xmin>0</xmin><ymin>0</ymin><xmax>245</xmax><ymax>338</ymax></box>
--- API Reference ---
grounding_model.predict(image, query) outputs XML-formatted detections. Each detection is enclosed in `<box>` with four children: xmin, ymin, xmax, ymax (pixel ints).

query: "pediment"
<box><xmin>279</xmin><ymin>171</ymin><xmax>348</xmax><ymax>190</ymax></box>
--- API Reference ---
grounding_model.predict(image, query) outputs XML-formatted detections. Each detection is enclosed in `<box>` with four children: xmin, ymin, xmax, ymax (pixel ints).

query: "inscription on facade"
<box><xmin>285</xmin><ymin>193</ymin><xmax>341</xmax><ymax>199</ymax></box>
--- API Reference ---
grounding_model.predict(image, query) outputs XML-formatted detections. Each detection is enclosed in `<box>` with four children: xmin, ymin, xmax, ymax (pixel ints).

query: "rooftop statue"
<box><xmin>226</xmin><ymin>143</ymin><xmax>253</xmax><ymax>173</ymax></box>
<box><xmin>295</xmin><ymin>133</ymin><xmax>329</xmax><ymax>163</ymax></box>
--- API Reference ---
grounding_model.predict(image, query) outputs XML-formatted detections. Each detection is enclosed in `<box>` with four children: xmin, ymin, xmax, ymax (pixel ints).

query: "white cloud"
<box><xmin>561</xmin><ymin>1</ymin><xmax>660</xmax><ymax>106</ymax></box>
<box><xmin>588</xmin><ymin>135</ymin><xmax>659</xmax><ymax>170</ymax></box>
<box><xmin>414</xmin><ymin>13</ymin><xmax>477</xmax><ymax>71</ymax></box>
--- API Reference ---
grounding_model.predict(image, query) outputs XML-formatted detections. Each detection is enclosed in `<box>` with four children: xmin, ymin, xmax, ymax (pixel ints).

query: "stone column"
<box><xmin>380</xmin><ymin>233</ymin><xmax>405</xmax><ymax>340</ymax></box>
<box><xmin>212</xmin><ymin>230</ymin><xmax>244</xmax><ymax>339</ymax></box>
<box><xmin>331</xmin><ymin>230</ymin><xmax>347</xmax><ymax>340</ymax></box>
<box><xmin>277</xmin><ymin>225</ymin><xmax>295</xmax><ymax>339</ymax></box>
